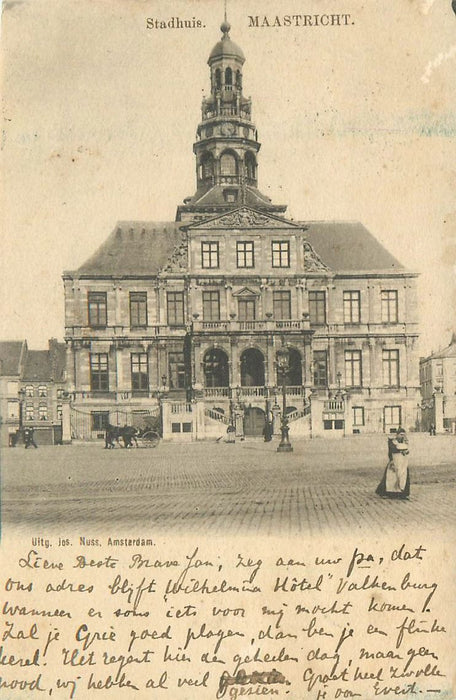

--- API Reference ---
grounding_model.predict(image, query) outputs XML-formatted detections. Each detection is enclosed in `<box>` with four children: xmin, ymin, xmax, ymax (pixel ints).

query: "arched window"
<box><xmin>245</xmin><ymin>152</ymin><xmax>256</xmax><ymax>181</ymax></box>
<box><xmin>200</xmin><ymin>153</ymin><xmax>214</xmax><ymax>181</ymax></box>
<box><xmin>220</xmin><ymin>152</ymin><xmax>237</xmax><ymax>176</ymax></box>
<box><xmin>276</xmin><ymin>348</ymin><xmax>302</xmax><ymax>387</ymax></box>
<box><xmin>225</xmin><ymin>67</ymin><xmax>232</xmax><ymax>87</ymax></box>
<box><xmin>203</xmin><ymin>349</ymin><xmax>229</xmax><ymax>388</ymax></box>
<box><xmin>240</xmin><ymin>348</ymin><xmax>265</xmax><ymax>387</ymax></box>
<box><xmin>215</xmin><ymin>68</ymin><xmax>221</xmax><ymax>90</ymax></box>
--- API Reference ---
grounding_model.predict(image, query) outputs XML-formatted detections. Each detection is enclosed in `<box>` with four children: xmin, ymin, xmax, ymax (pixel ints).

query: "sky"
<box><xmin>1</xmin><ymin>0</ymin><xmax>455</xmax><ymax>355</ymax></box>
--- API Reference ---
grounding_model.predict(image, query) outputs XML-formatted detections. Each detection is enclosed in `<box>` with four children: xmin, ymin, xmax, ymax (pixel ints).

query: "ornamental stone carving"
<box><xmin>303</xmin><ymin>241</ymin><xmax>330</xmax><ymax>272</ymax></box>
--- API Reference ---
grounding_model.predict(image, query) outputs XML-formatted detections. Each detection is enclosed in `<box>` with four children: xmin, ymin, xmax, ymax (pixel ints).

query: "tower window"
<box><xmin>223</xmin><ymin>189</ymin><xmax>238</xmax><ymax>203</ymax></box>
<box><xmin>245</xmin><ymin>152</ymin><xmax>256</xmax><ymax>181</ymax></box>
<box><xmin>225</xmin><ymin>67</ymin><xmax>232</xmax><ymax>88</ymax></box>
<box><xmin>236</xmin><ymin>70</ymin><xmax>242</xmax><ymax>89</ymax></box>
<box><xmin>215</xmin><ymin>68</ymin><xmax>221</xmax><ymax>90</ymax></box>
<box><xmin>200</xmin><ymin>153</ymin><xmax>214</xmax><ymax>181</ymax></box>
<box><xmin>220</xmin><ymin>152</ymin><xmax>237</xmax><ymax>176</ymax></box>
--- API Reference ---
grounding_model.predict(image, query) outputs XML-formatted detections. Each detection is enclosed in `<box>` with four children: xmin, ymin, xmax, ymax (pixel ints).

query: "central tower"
<box><xmin>176</xmin><ymin>20</ymin><xmax>287</xmax><ymax>222</ymax></box>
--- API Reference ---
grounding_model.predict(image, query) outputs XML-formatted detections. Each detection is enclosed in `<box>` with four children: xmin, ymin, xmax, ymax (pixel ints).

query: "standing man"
<box><xmin>24</xmin><ymin>426</ymin><xmax>38</xmax><ymax>448</ymax></box>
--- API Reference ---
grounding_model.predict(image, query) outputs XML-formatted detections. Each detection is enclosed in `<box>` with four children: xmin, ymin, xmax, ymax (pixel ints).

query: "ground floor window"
<box><xmin>168</xmin><ymin>352</ymin><xmax>186</xmax><ymax>389</ymax></box>
<box><xmin>352</xmin><ymin>406</ymin><xmax>365</xmax><ymax>426</ymax></box>
<box><xmin>91</xmin><ymin>411</ymin><xmax>109</xmax><ymax>432</ymax></box>
<box><xmin>384</xmin><ymin>405</ymin><xmax>402</xmax><ymax>432</ymax></box>
<box><xmin>324</xmin><ymin>419</ymin><xmax>344</xmax><ymax>430</ymax></box>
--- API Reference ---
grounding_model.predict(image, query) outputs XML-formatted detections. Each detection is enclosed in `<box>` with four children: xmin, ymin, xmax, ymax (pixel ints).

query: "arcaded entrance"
<box><xmin>240</xmin><ymin>348</ymin><xmax>265</xmax><ymax>387</ymax></box>
<box><xmin>244</xmin><ymin>407</ymin><xmax>265</xmax><ymax>437</ymax></box>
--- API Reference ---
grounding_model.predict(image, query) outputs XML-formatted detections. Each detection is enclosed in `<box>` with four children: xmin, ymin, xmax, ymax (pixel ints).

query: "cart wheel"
<box><xmin>142</xmin><ymin>430</ymin><xmax>160</xmax><ymax>448</ymax></box>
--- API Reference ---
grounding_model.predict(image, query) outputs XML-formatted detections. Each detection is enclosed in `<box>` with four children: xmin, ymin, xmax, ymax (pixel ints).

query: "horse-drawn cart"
<box><xmin>105</xmin><ymin>412</ymin><xmax>161</xmax><ymax>449</ymax></box>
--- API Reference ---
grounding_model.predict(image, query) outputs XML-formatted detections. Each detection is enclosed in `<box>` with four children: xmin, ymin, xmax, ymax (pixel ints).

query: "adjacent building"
<box><xmin>63</xmin><ymin>21</ymin><xmax>420</xmax><ymax>441</ymax></box>
<box><xmin>420</xmin><ymin>333</ymin><xmax>456</xmax><ymax>433</ymax></box>
<box><xmin>0</xmin><ymin>340</ymin><xmax>27</xmax><ymax>446</ymax></box>
<box><xmin>0</xmin><ymin>339</ymin><xmax>66</xmax><ymax>447</ymax></box>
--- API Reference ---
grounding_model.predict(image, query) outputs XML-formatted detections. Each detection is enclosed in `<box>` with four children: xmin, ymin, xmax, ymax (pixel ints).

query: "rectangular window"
<box><xmin>38</xmin><ymin>403</ymin><xmax>48</xmax><ymax>420</ymax></box>
<box><xmin>91</xmin><ymin>411</ymin><xmax>109</xmax><ymax>432</ymax></box>
<box><xmin>90</xmin><ymin>353</ymin><xmax>109</xmax><ymax>392</ymax></box>
<box><xmin>25</xmin><ymin>403</ymin><xmax>34</xmax><ymax>421</ymax></box>
<box><xmin>7</xmin><ymin>401</ymin><xmax>19</xmax><ymax>419</ymax></box>
<box><xmin>131</xmin><ymin>353</ymin><xmax>149</xmax><ymax>394</ymax></box>
<box><xmin>345</xmin><ymin>350</ymin><xmax>362</xmax><ymax>387</ymax></box>
<box><xmin>56</xmin><ymin>388</ymin><xmax>65</xmax><ymax>399</ymax></box>
<box><xmin>25</xmin><ymin>385</ymin><xmax>34</xmax><ymax>398</ymax></box>
<box><xmin>168</xmin><ymin>352</ymin><xmax>186</xmax><ymax>389</ymax></box>
<box><xmin>38</xmin><ymin>385</ymin><xmax>47</xmax><ymax>398</ymax></box>
<box><xmin>313</xmin><ymin>350</ymin><xmax>328</xmax><ymax>388</ymax></box>
<box><xmin>238</xmin><ymin>299</ymin><xmax>256</xmax><ymax>321</ymax></box>
<box><xmin>381</xmin><ymin>290</ymin><xmax>398</xmax><ymax>323</ymax></box>
<box><xmin>182</xmin><ymin>422</ymin><xmax>192</xmax><ymax>433</ymax></box>
<box><xmin>343</xmin><ymin>291</ymin><xmax>361</xmax><ymax>324</ymax></box>
<box><xmin>272</xmin><ymin>241</ymin><xmax>290</xmax><ymax>268</ymax></box>
<box><xmin>88</xmin><ymin>291</ymin><xmax>107</xmax><ymax>328</ymax></box>
<box><xmin>201</xmin><ymin>241</ymin><xmax>219</xmax><ymax>268</ymax></box>
<box><xmin>130</xmin><ymin>292</ymin><xmax>147</xmax><ymax>327</ymax></box>
<box><xmin>384</xmin><ymin>405</ymin><xmax>402</xmax><ymax>432</ymax></box>
<box><xmin>382</xmin><ymin>349</ymin><xmax>400</xmax><ymax>387</ymax></box>
<box><xmin>309</xmin><ymin>291</ymin><xmax>326</xmax><ymax>325</ymax></box>
<box><xmin>171</xmin><ymin>423</ymin><xmax>181</xmax><ymax>433</ymax></box>
<box><xmin>202</xmin><ymin>291</ymin><xmax>220</xmax><ymax>321</ymax></box>
<box><xmin>353</xmin><ymin>406</ymin><xmax>365</xmax><ymax>426</ymax></box>
<box><xmin>167</xmin><ymin>292</ymin><xmax>185</xmax><ymax>326</ymax></box>
<box><xmin>236</xmin><ymin>241</ymin><xmax>254</xmax><ymax>268</ymax></box>
<box><xmin>273</xmin><ymin>290</ymin><xmax>291</xmax><ymax>320</ymax></box>
<box><xmin>57</xmin><ymin>404</ymin><xmax>63</xmax><ymax>420</ymax></box>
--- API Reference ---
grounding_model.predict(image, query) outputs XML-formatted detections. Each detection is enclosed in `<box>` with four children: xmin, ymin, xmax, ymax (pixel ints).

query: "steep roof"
<box><xmin>73</xmin><ymin>222</ymin><xmax>183</xmax><ymax>277</ymax></box>
<box><xmin>22</xmin><ymin>342</ymin><xmax>66</xmax><ymax>382</ymax></box>
<box><xmin>0</xmin><ymin>340</ymin><xmax>26</xmax><ymax>376</ymax></box>
<box><xmin>22</xmin><ymin>350</ymin><xmax>52</xmax><ymax>382</ymax></box>
<box><xmin>71</xmin><ymin>215</ymin><xmax>405</xmax><ymax>278</ymax></box>
<box><xmin>424</xmin><ymin>335</ymin><xmax>456</xmax><ymax>361</ymax></box>
<box><xmin>302</xmin><ymin>221</ymin><xmax>404</xmax><ymax>272</ymax></box>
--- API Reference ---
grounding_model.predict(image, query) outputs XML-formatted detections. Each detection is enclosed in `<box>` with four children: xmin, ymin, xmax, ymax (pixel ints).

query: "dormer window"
<box><xmin>223</xmin><ymin>189</ymin><xmax>238</xmax><ymax>203</ymax></box>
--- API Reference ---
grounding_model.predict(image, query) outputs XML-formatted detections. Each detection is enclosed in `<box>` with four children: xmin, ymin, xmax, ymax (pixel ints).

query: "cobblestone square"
<box><xmin>2</xmin><ymin>434</ymin><xmax>455</xmax><ymax>537</ymax></box>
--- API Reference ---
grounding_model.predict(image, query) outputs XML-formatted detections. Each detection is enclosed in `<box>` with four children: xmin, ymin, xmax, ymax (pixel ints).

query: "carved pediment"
<box><xmin>189</xmin><ymin>207</ymin><xmax>300</xmax><ymax>230</ymax></box>
<box><xmin>232</xmin><ymin>286</ymin><xmax>259</xmax><ymax>297</ymax></box>
<box><xmin>303</xmin><ymin>240</ymin><xmax>330</xmax><ymax>272</ymax></box>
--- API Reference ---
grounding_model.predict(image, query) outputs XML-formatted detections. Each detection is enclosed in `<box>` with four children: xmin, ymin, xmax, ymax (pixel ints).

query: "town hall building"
<box><xmin>63</xmin><ymin>20</ymin><xmax>420</xmax><ymax>441</ymax></box>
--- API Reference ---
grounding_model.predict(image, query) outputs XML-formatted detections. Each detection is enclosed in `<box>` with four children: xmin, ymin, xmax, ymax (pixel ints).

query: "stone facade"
<box><xmin>63</xmin><ymin>22</ymin><xmax>420</xmax><ymax>441</ymax></box>
<box><xmin>420</xmin><ymin>334</ymin><xmax>456</xmax><ymax>433</ymax></box>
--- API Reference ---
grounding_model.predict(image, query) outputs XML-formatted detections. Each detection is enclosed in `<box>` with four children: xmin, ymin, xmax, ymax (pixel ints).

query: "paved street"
<box><xmin>1</xmin><ymin>434</ymin><xmax>455</xmax><ymax>536</ymax></box>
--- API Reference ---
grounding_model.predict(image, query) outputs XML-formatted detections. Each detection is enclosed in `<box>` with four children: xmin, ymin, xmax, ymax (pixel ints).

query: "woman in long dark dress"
<box><xmin>376</xmin><ymin>428</ymin><xmax>410</xmax><ymax>499</ymax></box>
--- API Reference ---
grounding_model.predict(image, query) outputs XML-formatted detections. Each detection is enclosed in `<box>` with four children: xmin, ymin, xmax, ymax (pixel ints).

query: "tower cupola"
<box><xmin>176</xmin><ymin>20</ymin><xmax>287</xmax><ymax>222</ymax></box>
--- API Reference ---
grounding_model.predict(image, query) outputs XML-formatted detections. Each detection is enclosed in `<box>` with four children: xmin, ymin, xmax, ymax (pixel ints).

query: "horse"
<box><xmin>105</xmin><ymin>424</ymin><xmax>138</xmax><ymax>449</ymax></box>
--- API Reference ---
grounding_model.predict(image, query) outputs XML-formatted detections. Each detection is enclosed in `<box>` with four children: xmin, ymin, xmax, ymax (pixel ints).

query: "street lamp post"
<box><xmin>276</xmin><ymin>344</ymin><xmax>293</xmax><ymax>453</ymax></box>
